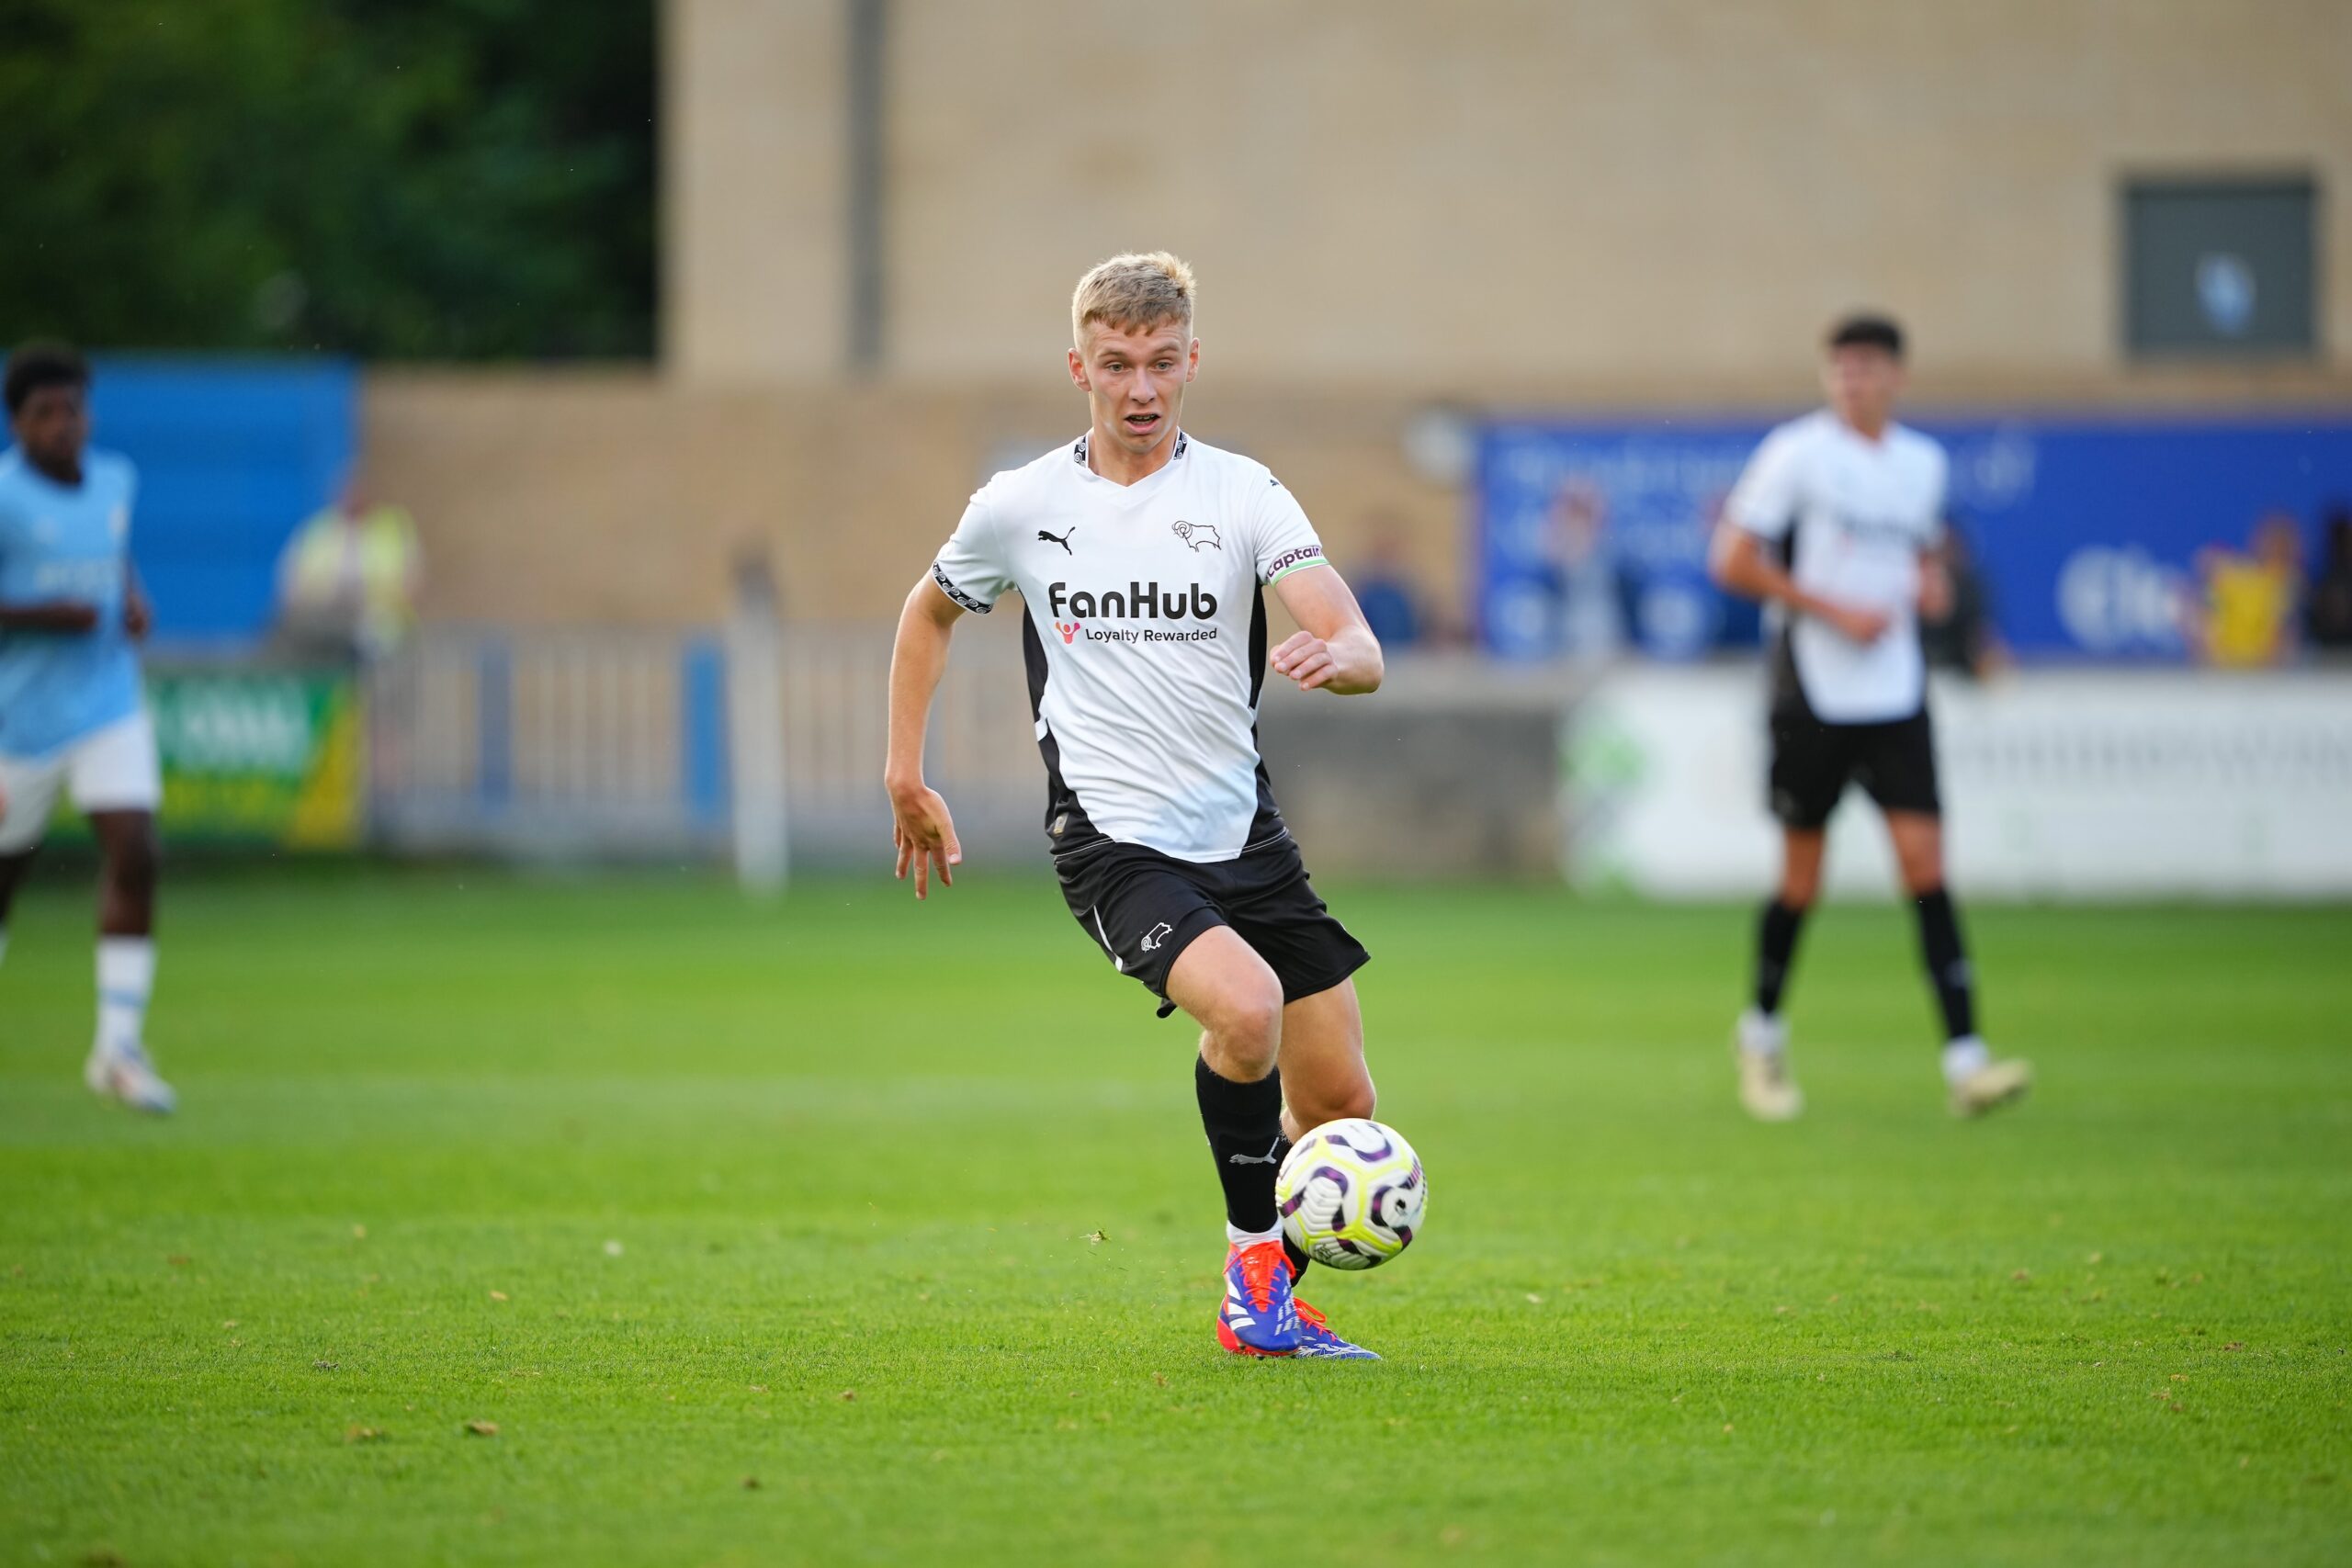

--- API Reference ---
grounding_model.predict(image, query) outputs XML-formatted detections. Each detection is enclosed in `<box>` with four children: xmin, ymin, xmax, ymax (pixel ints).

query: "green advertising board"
<box><xmin>45</xmin><ymin>668</ymin><xmax>366</xmax><ymax>849</ymax></box>
<box><xmin>153</xmin><ymin>668</ymin><xmax>365</xmax><ymax>847</ymax></box>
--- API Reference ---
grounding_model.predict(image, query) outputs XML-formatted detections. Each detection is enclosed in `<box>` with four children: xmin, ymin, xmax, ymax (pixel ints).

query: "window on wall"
<box><xmin>2123</xmin><ymin>175</ymin><xmax>2320</xmax><ymax>358</ymax></box>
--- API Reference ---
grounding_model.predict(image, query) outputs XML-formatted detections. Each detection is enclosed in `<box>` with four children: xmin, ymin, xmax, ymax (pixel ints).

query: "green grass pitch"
<box><xmin>2</xmin><ymin>866</ymin><xmax>2347</xmax><ymax>1566</ymax></box>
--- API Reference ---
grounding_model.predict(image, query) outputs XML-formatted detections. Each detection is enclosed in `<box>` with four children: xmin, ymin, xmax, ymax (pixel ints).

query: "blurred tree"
<box><xmin>0</xmin><ymin>0</ymin><xmax>654</xmax><ymax>359</ymax></box>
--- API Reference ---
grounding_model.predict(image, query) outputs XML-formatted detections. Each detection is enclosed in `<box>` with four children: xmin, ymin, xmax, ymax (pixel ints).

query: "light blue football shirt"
<box><xmin>0</xmin><ymin>446</ymin><xmax>144</xmax><ymax>759</ymax></box>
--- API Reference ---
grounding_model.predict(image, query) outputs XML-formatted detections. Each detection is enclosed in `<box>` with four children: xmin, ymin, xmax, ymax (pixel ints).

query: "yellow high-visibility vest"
<box><xmin>283</xmin><ymin>505</ymin><xmax>421</xmax><ymax>652</ymax></box>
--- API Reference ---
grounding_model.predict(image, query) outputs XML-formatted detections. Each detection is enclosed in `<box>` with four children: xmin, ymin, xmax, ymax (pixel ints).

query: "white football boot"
<box><xmin>1947</xmin><ymin>1049</ymin><xmax>2032</xmax><ymax>1119</ymax></box>
<box><xmin>86</xmin><ymin>1038</ymin><xmax>177</xmax><ymax>1115</ymax></box>
<box><xmin>1734</xmin><ymin>1009</ymin><xmax>1804</xmax><ymax>1122</ymax></box>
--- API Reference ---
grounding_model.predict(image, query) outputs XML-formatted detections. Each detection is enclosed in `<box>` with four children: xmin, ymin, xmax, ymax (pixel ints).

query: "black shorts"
<box><xmin>1769</xmin><ymin>702</ymin><xmax>1942</xmax><ymax>830</ymax></box>
<box><xmin>1056</xmin><ymin>836</ymin><xmax>1370</xmax><ymax>1019</ymax></box>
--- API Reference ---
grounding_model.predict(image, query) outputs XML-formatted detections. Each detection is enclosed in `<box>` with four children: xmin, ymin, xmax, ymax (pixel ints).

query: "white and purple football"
<box><xmin>1276</xmin><ymin>1118</ymin><xmax>1428</xmax><ymax>1270</ymax></box>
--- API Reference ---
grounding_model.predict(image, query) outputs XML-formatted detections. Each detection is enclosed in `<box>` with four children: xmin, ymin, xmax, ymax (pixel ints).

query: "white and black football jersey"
<box><xmin>1724</xmin><ymin>410</ymin><xmax>1949</xmax><ymax>723</ymax></box>
<box><xmin>931</xmin><ymin>432</ymin><xmax>1331</xmax><ymax>863</ymax></box>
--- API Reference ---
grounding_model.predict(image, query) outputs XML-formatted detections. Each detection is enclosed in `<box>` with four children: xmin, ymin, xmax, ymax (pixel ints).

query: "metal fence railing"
<box><xmin>368</xmin><ymin>627</ymin><xmax>729</xmax><ymax>858</ymax></box>
<box><xmin>776</xmin><ymin>621</ymin><xmax>1044</xmax><ymax>867</ymax></box>
<box><xmin>367</xmin><ymin>618</ymin><xmax>1046</xmax><ymax>871</ymax></box>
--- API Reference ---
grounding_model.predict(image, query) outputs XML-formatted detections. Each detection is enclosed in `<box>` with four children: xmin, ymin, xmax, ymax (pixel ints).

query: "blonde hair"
<box><xmin>1071</xmin><ymin>251</ymin><xmax>1196</xmax><ymax>345</ymax></box>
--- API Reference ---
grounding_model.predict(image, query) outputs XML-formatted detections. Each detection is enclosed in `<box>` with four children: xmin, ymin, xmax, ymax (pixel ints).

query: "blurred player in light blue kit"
<box><xmin>0</xmin><ymin>342</ymin><xmax>175</xmax><ymax>1112</ymax></box>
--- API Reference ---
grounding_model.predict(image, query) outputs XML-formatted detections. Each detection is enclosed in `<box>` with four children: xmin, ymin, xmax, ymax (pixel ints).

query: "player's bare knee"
<box><xmin>1203</xmin><ymin>976</ymin><xmax>1284</xmax><ymax>1077</ymax></box>
<box><xmin>1227</xmin><ymin>990</ymin><xmax>1285</xmax><ymax>1076</ymax></box>
<box><xmin>1778</xmin><ymin>830</ymin><xmax>1825</xmax><ymax>908</ymax></box>
<box><xmin>1894</xmin><ymin>847</ymin><xmax>1943</xmax><ymax>897</ymax></box>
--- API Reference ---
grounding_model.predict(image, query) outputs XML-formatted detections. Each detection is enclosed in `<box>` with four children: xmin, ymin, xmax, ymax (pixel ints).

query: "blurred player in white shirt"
<box><xmin>1710</xmin><ymin>315</ymin><xmax>2030</xmax><ymax>1122</ymax></box>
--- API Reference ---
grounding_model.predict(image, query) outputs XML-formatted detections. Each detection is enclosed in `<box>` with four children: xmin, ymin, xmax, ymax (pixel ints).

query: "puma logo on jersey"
<box><xmin>1138</xmin><ymin>920</ymin><xmax>1174</xmax><ymax>952</ymax></box>
<box><xmin>1171</xmin><ymin>520</ymin><xmax>1221</xmax><ymax>551</ymax></box>
<box><xmin>1038</xmin><ymin>525</ymin><xmax>1077</xmax><ymax>555</ymax></box>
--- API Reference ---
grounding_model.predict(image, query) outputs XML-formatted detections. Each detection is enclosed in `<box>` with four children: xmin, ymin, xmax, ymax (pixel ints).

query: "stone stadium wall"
<box><xmin>369</xmin><ymin>0</ymin><xmax>2352</xmax><ymax>631</ymax></box>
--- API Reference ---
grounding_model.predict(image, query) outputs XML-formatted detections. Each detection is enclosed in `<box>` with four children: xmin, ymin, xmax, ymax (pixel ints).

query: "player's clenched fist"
<box><xmin>1269</xmin><ymin>629</ymin><xmax>1337</xmax><ymax>691</ymax></box>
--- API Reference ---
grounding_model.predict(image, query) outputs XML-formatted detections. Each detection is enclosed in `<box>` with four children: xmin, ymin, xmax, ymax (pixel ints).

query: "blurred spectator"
<box><xmin>276</xmin><ymin>485</ymin><xmax>423</xmax><ymax>661</ymax></box>
<box><xmin>2193</xmin><ymin>512</ymin><xmax>2302</xmax><ymax>668</ymax></box>
<box><xmin>2305</xmin><ymin>503</ymin><xmax>2352</xmax><ymax>654</ymax></box>
<box><xmin>1351</xmin><ymin>523</ymin><xmax>1429</xmax><ymax>649</ymax></box>
<box><xmin>1919</xmin><ymin>521</ymin><xmax>2009</xmax><ymax>679</ymax></box>
<box><xmin>1548</xmin><ymin>479</ymin><xmax>1624</xmax><ymax>659</ymax></box>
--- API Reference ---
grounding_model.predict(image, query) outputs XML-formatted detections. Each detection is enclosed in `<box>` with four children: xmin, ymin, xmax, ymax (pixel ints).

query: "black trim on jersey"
<box><xmin>1022</xmin><ymin>614</ymin><xmax>1111</xmax><ymax>859</ymax></box>
<box><xmin>1242</xmin><ymin>587</ymin><xmax>1290</xmax><ymax>849</ymax></box>
<box><xmin>1246</xmin><ymin>584</ymin><xmax>1270</xmax><ymax>709</ymax></box>
<box><xmin>1245</xmin><ymin>750</ymin><xmax>1288</xmax><ymax>852</ymax></box>
<box><xmin>932</xmin><ymin>561</ymin><xmax>991</xmax><ymax>615</ymax></box>
<box><xmin>1768</xmin><ymin>621</ymin><xmax>1806</xmax><ymax>716</ymax></box>
<box><xmin>1022</xmin><ymin>609</ymin><xmax>1050</xmax><ymax>719</ymax></box>
<box><xmin>1767</xmin><ymin>512</ymin><xmax>1804</xmax><ymax>714</ymax></box>
<box><xmin>1036</xmin><ymin>727</ymin><xmax>1113</xmax><ymax>860</ymax></box>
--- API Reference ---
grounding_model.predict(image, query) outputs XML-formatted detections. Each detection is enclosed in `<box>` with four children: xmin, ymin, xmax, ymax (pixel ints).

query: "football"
<box><xmin>1276</xmin><ymin>1118</ymin><xmax>1428</xmax><ymax>1270</ymax></box>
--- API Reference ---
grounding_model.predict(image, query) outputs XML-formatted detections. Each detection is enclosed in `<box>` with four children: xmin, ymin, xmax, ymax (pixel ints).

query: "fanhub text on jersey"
<box><xmin>1046</xmin><ymin>580</ymin><xmax>1220</xmax><ymax>621</ymax></box>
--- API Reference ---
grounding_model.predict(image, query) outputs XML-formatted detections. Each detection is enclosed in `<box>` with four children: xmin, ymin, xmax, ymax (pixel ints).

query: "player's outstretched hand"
<box><xmin>1269</xmin><ymin>630</ymin><xmax>1337</xmax><ymax>691</ymax></box>
<box><xmin>889</xmin><ymin>784</ymin><xmax>962</xmax><ymax>900</ymax></box>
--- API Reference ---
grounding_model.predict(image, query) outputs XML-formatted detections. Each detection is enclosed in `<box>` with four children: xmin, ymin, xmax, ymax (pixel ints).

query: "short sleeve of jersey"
<box><xmin>930</xmin><ymin>490</ymin><xmax>1012</xmax><ymax>615</ymax></box>
<box><xmin>1724</xmin><ymin>426</ymin><xmax>1805</xmax><ymax>540</ymax></box>
<box><xmin>1250</xmin><ymin>474</ymin><xmax>1329</xmax><ymax>585</ymax></box>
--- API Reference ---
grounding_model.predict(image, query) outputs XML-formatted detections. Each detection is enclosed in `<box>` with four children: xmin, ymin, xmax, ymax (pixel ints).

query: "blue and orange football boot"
<box><xmin>1216</xmin><ymin>1239</ymin><xmax>1300</xmax><ymax>1356</ymax></box>
<box><xmin>1216</xmin><ymin>1247</ymin><xmax>1380</xmax><ymax>1359</ymax></box>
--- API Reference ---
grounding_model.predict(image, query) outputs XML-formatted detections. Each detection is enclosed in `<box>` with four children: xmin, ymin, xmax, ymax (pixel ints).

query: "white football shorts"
<box><xmin>0</xmin><ymin>708</ymin><xmax>164</xmax><ymax>853</ymax></box>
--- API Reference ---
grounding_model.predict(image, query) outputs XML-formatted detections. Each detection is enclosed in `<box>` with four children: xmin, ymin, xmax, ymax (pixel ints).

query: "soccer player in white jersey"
<box><xmin>887</xmin><ymin>254</ymin><xmax>1386</xmax><ymax>1359</ymax></box>
<box><xmin>0</xmin><ymin>343</ymin><xmax>175</xmax><ymax>1113</ymax></box>
<box><xmin>1709</xmin><ymin>314</ymin><xmax>2030</xmax><ymax>1122</ymax></box>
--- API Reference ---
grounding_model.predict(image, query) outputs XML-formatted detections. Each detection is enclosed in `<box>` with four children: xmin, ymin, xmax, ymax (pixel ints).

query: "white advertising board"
<box><xmin>1566</xmin><ymin>668</ymin><xmax>2352</xmax><ymax>899</ymax></box>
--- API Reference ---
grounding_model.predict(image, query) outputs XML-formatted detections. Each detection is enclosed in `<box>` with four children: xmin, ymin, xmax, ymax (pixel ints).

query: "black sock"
<box><xmin>1754</xmin><ymin>898</ymin><xmax>1808</xmax><ymax>1015</ymax></box>
<box><xmin>1913</xmin><ymin>887</ymin><xmax>1976</xmax><ymax>1040</ymax></box>
<box><xmin>1270</xmin><ymin>1134</ymin><xmax>1312</xmax><ymax>1278</ymax></box>
<box><xmin>1194</xmin><ymin>1055</ymin><xmax>1284</xmax><ymax>1235</ymax></box>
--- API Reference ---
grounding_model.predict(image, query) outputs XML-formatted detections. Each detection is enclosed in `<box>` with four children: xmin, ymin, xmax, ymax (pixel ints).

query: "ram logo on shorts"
<box><xmin>1139</xmin><ymin>921</ymin><xmax>1175</xmax><ymax>952</ymax></box>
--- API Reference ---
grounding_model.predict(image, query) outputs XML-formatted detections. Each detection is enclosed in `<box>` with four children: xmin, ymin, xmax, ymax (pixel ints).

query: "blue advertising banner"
<box><xmin>1476</xmin><ymin>414</ymin><xmax>2352</xmax><ymax>660</ymax></box>
<box><xmin>84</xmin><ymin>357</ymin><xmax>357</xmax><ymax>647</ymax></box>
